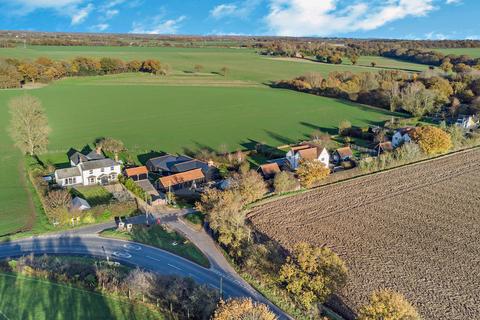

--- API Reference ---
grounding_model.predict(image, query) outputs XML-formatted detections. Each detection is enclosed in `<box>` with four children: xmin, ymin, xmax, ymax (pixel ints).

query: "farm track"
<box><xmin>248</xmin><ymin>148</ymin><xmax>480</xmax><ymax>320</ymax></box>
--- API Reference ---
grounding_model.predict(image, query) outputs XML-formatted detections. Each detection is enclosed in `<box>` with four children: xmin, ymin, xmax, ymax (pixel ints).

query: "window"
<box><xmin>88</xmin><ymin>177</ymin><xmax>95</xmax><ymax>184</ymax></box>
<box><xmin>89</xmin><ymin>170</ymin><xmax>93</xmax><ymax>174</ymax></box>
<box><xmin>110</xmin><ymin>166</ymin><xmax>114</xmax><ymax>171</ymax></box>
<box><xmin>101</xmin><ymin>168</ymin><xmax>105</xmax><ymax>173</ymax></box>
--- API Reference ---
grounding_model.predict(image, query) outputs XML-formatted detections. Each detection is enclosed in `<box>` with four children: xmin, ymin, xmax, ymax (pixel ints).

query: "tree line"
<box><xmin>0</xmin><ymin>56</ymin><xmax>170</xmax><ymax>88</ymax></box>
<box><xmin>275</xmin><ymin>68</ymin><xmax>480</xmax><ymax>118</ymax></box>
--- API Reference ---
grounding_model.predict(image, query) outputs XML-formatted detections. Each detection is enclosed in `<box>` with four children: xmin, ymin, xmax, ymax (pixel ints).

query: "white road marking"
<box><xmin>112</xmin><ymin>251</ymin><xmax>132</xmax><ymax>259</ymax></box>
<box><xmin>146</xmin><ymin>255</ymin><xmax>162</xmax><ymax>262</ymax></box>
<box><xmin>123</xmin><ymin>244</ymin><xmax>141</xmax><ymax>251</ymax></box>
<box><xmin>167</xmin><ymin>263</ymin><xmax>182</xmax><ymax>271</ymax></box>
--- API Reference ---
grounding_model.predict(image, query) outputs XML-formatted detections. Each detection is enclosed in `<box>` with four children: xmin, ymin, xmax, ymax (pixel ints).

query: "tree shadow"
<box><xmin>136</xmin><ymin>150</ymin><xmax>166</xmax><ymax>165</ymax></box>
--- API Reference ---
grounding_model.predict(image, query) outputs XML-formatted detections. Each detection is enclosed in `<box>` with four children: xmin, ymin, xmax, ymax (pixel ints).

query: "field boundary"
<box><xmin>247</xmin><ymin>145</ymin><xmax>480</xmax><ymax>214</ymax></box>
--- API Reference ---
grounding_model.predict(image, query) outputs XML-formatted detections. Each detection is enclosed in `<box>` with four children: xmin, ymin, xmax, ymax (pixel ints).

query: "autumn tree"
<box><xmin>212</xmin><ymin>298</ymin><xmax>277</xmax><ymax>320</ymax></box>
<box><xmin>338</xmin><ymin>120</ymin><xmax>352</xmax><ymax>136</ymax></box>
<box><xmin>371</xmin><ymin>61</ymin><xmax>377</xmax><ymax>68</ymax></box>
<box><xmin>440</xmin><ymin>58</ymin><xmax>453</xmax><ymax>73</ymax></box>
<box><xmin>273</xmin><ymin>171</ymin><xmax>298</xmax><ymax>194</ymax></box>
<box><xmin>296</xmin><ymin>160</ymin><xmax>330</xmax><ymax>188</ymax></box>
<box><xmin>127</xmin><ymin>60</ymin><xmax>142</xmax><ymax>72</ymax></box>
<box><xmin>231</xmin><ymin>170</ymin><xmax>268</xmax><ymax>205</ymax></box>
<box><xmin>0</xmin><ymin>61</ymin><xmax>22</xmax><ymax>88</ymax></box>
<box><xmin>17</xmin><ymin>62</ymin><xmax>39</xmax><ymax>83</ymax></box>
<box><xmin>411</xmin><ymin>126</ymin><xmax>452</xmax><ymax>155</ymax></box>
<box><xmin>8</xmin><ymin>95</ymin><xmax>50</xmax><ymax>155</ymax></box>
<box><xmin>304</xmin><ymin>72</ymin><xmax>323</xmax><ymax>88</ymax></box>
<box><xmin>349</xmin><ymin>53</ymin><xmax>359</xmax><ymax>65</ymax></box>
<box><xmin>279</xmin><ymin>242</ymin><xmax>348</xmax><ymax>310</ymax></box>
<box><xmin>310</xmin><ymin>130</ymin><xmax>332</xmax><ymax>147</ymax></box>
<box><xmin>196</xmin><ymin>188</ymin><xmax>248</xmax><ymax>257</ymax></box>
<box><xmin>400</xmin><ymin>82</ymin><xmax>437</xmax><ymax>117</ymax></box>
<box><xmin>141</xmin><ymin>59</ymin><xmax>161</xmax><ymax>74</ymax></box>
<box><xmin>97</xmin><ymin>137</ymin><xmax>125</xmax><ymax>162</ymax></box>
<box><xmin>358</xmin><ymin>289</ymin><xmax>421</xmax><ymax>320</ymax></box>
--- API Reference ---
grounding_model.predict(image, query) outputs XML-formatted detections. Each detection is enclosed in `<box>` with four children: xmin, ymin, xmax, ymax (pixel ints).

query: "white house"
<box><xmin>286</xmin><ymin>144</ymin><xmax>330</xmax><ymax>170</ymax></box>
<box><xmin>392</xmin><ymin>127</ymin><xmax>414</xmax><ymax>148</ymax></box>
<box><xmin>55</xmin><ymin>158</ymin><xmax>121</xmax><ymax>187</ymax></box>
<box><xmin>456</xmin><ymin>115</ymin><xmax>478</xmax><ymax>129</ymax></box>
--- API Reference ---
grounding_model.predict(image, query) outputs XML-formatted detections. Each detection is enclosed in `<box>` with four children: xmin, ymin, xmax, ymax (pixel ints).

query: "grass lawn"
<box><xmin>72</xmin><ymin>186</ymin><xmax>113</xmax><ymax>206</ymax></box>
<box><xmin>100</xmin><ymin>225</ymin><xmax>210</xmax><ymax>268</ymax></box>
<box><xmin>0</xmin><ymin>272</ymin><xmax>162</xmax><ymax>320</ymax></box>
<box><xmin>434</xmin><ymin>47</ymin><xmax>480</xmax><ymax>58</ymax></box>
<box><xmin>0</xmin><ymin>45</ymin><xmax>410</xmax><ymax>236</ymax></box>
<box><xmin>183</xmin><ymin>212</ymin><xmax>205</xmax><ymax>229</ymax></box>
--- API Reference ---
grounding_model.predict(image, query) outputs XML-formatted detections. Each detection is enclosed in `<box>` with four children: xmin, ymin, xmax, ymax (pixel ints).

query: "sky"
<box><xmin>0</xmin><ymin>0</ymin><xmax>477</xmax><ymax>39</ymax></box>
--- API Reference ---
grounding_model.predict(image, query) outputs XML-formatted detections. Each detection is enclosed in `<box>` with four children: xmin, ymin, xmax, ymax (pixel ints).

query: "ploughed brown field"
<box><xmin>248</xmin><ymin>148</ymin><xmax>480</xmax><ymax>320</ymax></box>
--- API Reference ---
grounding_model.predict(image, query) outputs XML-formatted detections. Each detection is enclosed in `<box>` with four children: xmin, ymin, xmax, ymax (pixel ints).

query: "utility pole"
<box><xmin>102</xmin><ymin>245</ymin><xmax>109</xmax><ymax>263</ymax></box>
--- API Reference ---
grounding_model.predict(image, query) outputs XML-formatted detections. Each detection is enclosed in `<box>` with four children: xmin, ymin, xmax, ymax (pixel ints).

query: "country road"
<box><xmin>0</xmin><ymin>214</ymin><xmax>292</xmax><ymax>320</ymax></box>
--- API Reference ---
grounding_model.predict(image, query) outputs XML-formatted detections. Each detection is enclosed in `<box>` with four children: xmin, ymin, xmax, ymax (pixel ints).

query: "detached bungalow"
<box><xmin>392</xmin><ymin>127</ymin><xmax>414</xmax><ymax>148</ymax></box>
<box><xmin>333</xmin><ymin>147</ymin><xmax>354</xmax><ymax>163</ymax></box>
<box><xmin>157</xmin><ymin>168</ymin><xmax>205</xmax><ymax>191</ymax></box>
<box><xmin>286</xmin><ymin>144</ymin><xmax>330</xmax><ymax>170</ymax></box>
<box><xmin>146</xmin><ymin>154</ymin><xmax>216</xmax><ymax>180</ymax></box>
<box><xmin>258</xmin><ymin>163</ymin><xmax>281</xmax><ymax>180</ymax></box>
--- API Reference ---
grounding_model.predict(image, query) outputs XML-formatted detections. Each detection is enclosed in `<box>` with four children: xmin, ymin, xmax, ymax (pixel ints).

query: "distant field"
<box><xmin>0</xmin><ymin>46</ymin><xmax>428</xmax><ymax>83</ymax></box>
<box><xmin>0</xmin><ymin>273</ymin><xmax>162</xmax><ymax>319</ymax></box>
<box><xmin>0</xmin><ymin>45</ymin><xmax>409</xmax><ymax>236</ymax></box>
<box><xmin>434</xmin><ymin>48</ymin><xmax>480</xmax><ymax>58</ymax></box>
<box><xmin>249</xmin><ymin>148</ymin><xmax>480</xmax><ymax>320</ymax></box>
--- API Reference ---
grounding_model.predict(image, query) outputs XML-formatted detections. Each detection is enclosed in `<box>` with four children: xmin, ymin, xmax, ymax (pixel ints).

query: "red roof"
<box><xmin>125</xmin><ymin>166</ymin><xmax>148</xmax><ymax>177</ymax></box>
<box><xmin>260</xmin><ymin>163</ymin><xmax>281</xmax><ymax>177</ymax></box>
<box><xmin>158</xmin><ymin>169</ymin><xmax>205</xmax><ymax>188</ymax></box>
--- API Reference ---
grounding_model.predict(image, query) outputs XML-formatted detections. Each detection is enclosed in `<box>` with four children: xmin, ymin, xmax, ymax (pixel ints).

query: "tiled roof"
<box><xmin>297</xmin><ymin>147</ymin><xmax>318</xmax><ymax>161</ymax></box>
<box><xmin>260</xmin><ymin>163</ymin><xmax>281</xmax><ymax>177</ymax></box>
<box><xmin>158</xmin><ymin>169</ymin><xmax>205</xmax><ymax>188</ymax></box>
<box><xmin>125</xmin><ymin>166</ymin><xmax>148</xmax><ymax>177</ymax></box>
<box><xmin>336</xmin><ymin>147</ymin><xmax>353</xmax><ymax>159</ymax></box>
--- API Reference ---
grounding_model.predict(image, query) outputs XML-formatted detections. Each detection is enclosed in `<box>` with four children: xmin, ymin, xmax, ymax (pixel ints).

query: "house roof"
<box><xmin>55</xmin><ymin>167</ymin><xmax>82</xmax><ymax>179</ymax></box>
<box><xmin>146</xmin><ymin>155</ymin><xmax>192</xmax><ymax>172</ymax></box>
<box><xmin>86</xmin><ymin>150</ymin><xmax>105</xmax><ymax>161</ymax></box>
<box><xmin>158</xmin><ymin>169</ymin><xmax>205</xmax><ymax>188</ymax></box>
<box><xmin>336</xmin><ymin>147</ymin><xmax>353</xmax><ymax>159</ymax></box>
<box><xmin>396</xmin><ymin>127</ymin><xmax>415</xmax><ymax>135</ymax></box>
<box><xmin>80</xmin><ymin>158</ymin><xmax>117</xmax><ymax>171</ymax></box>
<box><xmin>290</xmin><ymin>145</ymin><xmax>311</xmax><ymax>152</ymax></box>
<box><xmin>135</xmin><ymin>179</ymin><xmax>159</xmax><ymax>196</ymax></box>
<box><xmin>71</xmin><ymin>197</ymin><xmax>90</xmax><ymax>210</ymax></box>
<box><xmin>259</xmin><ymin>163</ymin><xmax>281</xmax><ymax>177</ymax></box>
<box><xmin>171</xmin><ymin>159</ymin><xmax>209</xmax><ymax>174</ymax></box>
<box><xmin>125</xmin><ymin>166</ymin><xmax>148</xmax><ymax>177</ymax></box>
<box><xmin>297</xmin><ymin>147</ymin><xmax>318</xmax><ymax>161</ymax></box>
<box><xmin>69</xmin><ymin>152</ymin><xmax>88</xmax><ymax>166</ymax></box>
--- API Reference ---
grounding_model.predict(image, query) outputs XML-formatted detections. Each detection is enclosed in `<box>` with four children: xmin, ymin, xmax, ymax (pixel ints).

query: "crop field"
<box><xmin>0</xmin><ymin>273</ymin><xmax>162</xmax><ymax>319</ymax></box>
<box><xmin>0</xmin><ymin>45</ymin><xmax>412</xmax><ymax>236</ymax></box>
<box><xmin>434</xmin><ymin>47</ymin><xmax>480</xmax><ymax>58</ymax></box>
<box><xmin>248</xmin><ymin>148</ymin><xmax>480</xmax><ymax>320</ymax></box>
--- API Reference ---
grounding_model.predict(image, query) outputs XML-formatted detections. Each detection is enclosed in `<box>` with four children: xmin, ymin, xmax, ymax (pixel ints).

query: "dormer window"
<box><xmin>89</xmin><ymin>170</ymin><xmax>93</xmax><ymax>174</ymax></box>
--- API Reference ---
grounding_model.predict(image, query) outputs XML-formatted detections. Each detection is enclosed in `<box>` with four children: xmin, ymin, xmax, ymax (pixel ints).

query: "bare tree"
<box><xmin>97</xmin><ymin>137</ymin><xmax>125</xmax><ymax>162</ymax></box>
<box><xmin>125</xmin><ymin>268</ymin><xmax>154</xmax><ymax>302</ymax></box>
<box><xmin>45</xmin><ymin>189</ymin><xmax>71</xmax><ymax>209</ymax></box>
<box><xmin>8</xmin><ymin>95</ymin><xmax>50</xmax><ymax>155</ymax></box>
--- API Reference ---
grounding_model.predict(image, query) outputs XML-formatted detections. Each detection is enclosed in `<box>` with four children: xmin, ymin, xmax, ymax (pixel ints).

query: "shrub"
<box><xmin>297</xmin><ymin>160</ymin><xmax>330</xmax><ymax>188</ymax></box>
<box><xmin>273</xmin><ymin>171</ymin><xmax>299</xmax><ymax>194</ymax></box>
<box><xmin>358</xmin><ymin>289</ymin><xmax>421</xmax><ymax>320</ymax></box>
<box><xmin>411</xmin><ymin>126</ymin><xmax>452</xmax><ymax>155</ymax></box>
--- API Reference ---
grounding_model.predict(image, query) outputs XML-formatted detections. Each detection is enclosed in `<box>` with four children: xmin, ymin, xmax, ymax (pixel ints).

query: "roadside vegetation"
<box><xmin>100</xmin><ymin>224</ymin><xmax>210</xmax><ymax>268</ymax></box>
<box><xmin>0</xmin><ymin>255</ymin><xmax>219</xmax><ymax>319</ymax></box>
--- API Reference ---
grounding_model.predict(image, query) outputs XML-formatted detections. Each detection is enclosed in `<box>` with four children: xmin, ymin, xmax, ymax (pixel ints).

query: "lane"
<box><xmin>0</xmin><ymin>235</ymin><xmax>288</xmax><ymax>318</ymax></box>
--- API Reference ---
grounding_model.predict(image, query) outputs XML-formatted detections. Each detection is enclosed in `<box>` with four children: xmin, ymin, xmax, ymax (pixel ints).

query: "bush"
<box><xmin>273</xmin><ymin>171</ymin><xmax>299</xmax><ymax>194</ymax></box>
<box><xmin>411</xmin><ymin>126</ymin><xmax>452</xmax><ymax>155</ymax></box>
<box><xmin>297</xmin><ymin>160</ymin><xmax>330</xmax><ymax>188</ymax></box>
<box><xmin>358</xmin><ymin>289</ymin><xmax>421</xmax><ymax>320</ymax></box>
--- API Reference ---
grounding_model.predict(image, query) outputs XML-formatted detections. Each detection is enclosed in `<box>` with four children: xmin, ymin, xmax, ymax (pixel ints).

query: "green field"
<box><xmin>0</xmin><ymin>45</ymin><xmax>413</xmax><ymax>236</ymax></box>
<box><xmin>434</xmin><ymin>48</ymin><xmax>480</xmax><ymax>58</ymax></box>
<box><xmin>0</xmin><ymin>273</ymin><xmax>162</xmax><ymax>319</ymax></box>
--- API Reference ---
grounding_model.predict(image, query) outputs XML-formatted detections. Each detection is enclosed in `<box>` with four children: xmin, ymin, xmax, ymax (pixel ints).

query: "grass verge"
<box><xmin>100</xmin><ymin>224</ymin><xmax>210</xmax><ymax>268</ymax></box>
